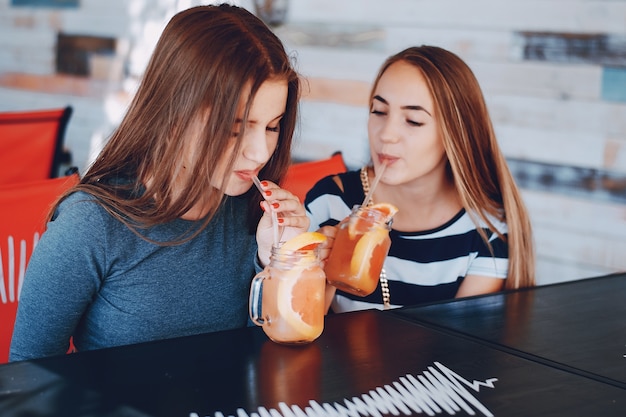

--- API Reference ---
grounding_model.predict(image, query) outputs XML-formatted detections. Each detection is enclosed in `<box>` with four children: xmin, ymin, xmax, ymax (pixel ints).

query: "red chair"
<box><xmin>282</xmin><ymin>152</ymin><xmax>348</xmax><ymax>202</ymax></box>
<box><xmin>0</xmin><ymin>106</ymin><xmax>73</xmax><ymax>185</ymax></box>
<box><xmin>0</xmin><ymin>173</ymin><xmax>79</xmax><ymax>363</ymax></box>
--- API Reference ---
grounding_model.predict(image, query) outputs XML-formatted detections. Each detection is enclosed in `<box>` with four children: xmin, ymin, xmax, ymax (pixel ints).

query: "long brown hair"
<box><xmin>370</xmin><ymin>46</ymin><xmax>535</xmax><ymax>289</ymax></box>
<box><xmin>54</xmin><ymin>4</ymin><xmax>300</xmax><ymax>242</ymax></box>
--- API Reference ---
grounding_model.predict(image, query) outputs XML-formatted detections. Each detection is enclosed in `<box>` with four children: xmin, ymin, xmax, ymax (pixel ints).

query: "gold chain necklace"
<box><xmin>360</xmin><ymin>166</ymin><xmax>391</xmax><ymax>309</ymax></box>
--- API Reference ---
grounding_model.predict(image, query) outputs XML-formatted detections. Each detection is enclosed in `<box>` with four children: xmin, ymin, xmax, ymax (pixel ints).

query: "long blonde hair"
<box><xmin>53</xmin><ymin>4</ymin><xmax>300</xmax><ymax>241</ymax></box>
<box><xmin>371</xmin><ymin>46</ymin><xmax>535</xmax><ymax>289</ymax></box>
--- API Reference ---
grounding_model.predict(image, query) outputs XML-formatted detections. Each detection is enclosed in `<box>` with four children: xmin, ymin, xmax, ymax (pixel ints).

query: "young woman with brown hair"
<box><xmin>306</xmin><ymin>46</ymin><xmax>535</xmax><ymax>312</ymax></box>
<box><xmin>11</xmin><ymin>4</ymin><xmax>307</xmax><ymax>361</ymax></box>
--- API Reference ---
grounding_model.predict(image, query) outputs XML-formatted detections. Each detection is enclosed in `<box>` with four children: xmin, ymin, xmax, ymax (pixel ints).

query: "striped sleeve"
<box><xmin>305</xmin><ymin>171</ymin><xmax>363</xmax><ymax>231</ymax></box>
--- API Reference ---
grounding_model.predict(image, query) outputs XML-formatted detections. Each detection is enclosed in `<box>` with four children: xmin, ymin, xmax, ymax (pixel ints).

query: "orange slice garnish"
<box><xmin>370</xmin><ymin>202</ymin><xmax>399</xmax><ymax>218</ymax></box>
<box><xmin>278</xmin><ymin>231</ymin><xmax>327</xmax><ymax>253</ymax></box>
<box><xmin>348</xmin><ymin>202</ymin><xmax>398</xmax><ymax>238</ymax></box>
<box><xmin>277</xmin><ymin>231</ymin><xmax>327</xmax><ymax>263</ymax></box>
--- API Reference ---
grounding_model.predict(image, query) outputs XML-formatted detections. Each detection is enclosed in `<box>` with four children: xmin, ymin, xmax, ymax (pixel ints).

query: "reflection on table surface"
<box><xmin>0</xmin><ymin>285</ymin><xmax>625</xmax><ymax>416</ymax></box>
<box><xmin>394</xmin><ymin>272</ymin><xmax>626</xmax><ymax>388</ymax></box>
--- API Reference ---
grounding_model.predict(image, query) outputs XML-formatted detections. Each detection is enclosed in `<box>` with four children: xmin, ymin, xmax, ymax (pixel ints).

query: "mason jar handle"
<box><xmin>249</xmin><ymin>269</ymin><xmax>268</xmax><ymax>326</ymax></box>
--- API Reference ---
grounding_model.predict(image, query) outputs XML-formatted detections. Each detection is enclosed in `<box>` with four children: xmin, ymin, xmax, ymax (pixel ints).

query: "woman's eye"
<box><xmin>267</xmin><ymin>125</ymin><xmax>280</xmax><ymax>133</ymax></box>
<box><xmin>370</xmin><ymin>109</ymin><xmax>385</xmax><ymax>116</ymax></box>
<box><xmin>407</xmin><ymin>119</ymin><xmax>424</xmax><ymax>127</ymax></box>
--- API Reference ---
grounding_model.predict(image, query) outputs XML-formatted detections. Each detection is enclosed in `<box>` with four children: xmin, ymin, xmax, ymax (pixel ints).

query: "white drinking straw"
<box><xmin>361</xmin><ymin>162</ymin><xmax>387</xmax><ymax>208</ymax></box>
<box><xmin>252</xmin><ymin>175</ymin><xmax>280</xmax><ymax>248</ymax></box>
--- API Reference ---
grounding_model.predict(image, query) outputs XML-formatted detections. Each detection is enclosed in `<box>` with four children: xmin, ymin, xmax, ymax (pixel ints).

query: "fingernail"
<box><xmin>261</xmin><ymin>181</ymin><xmax>268</xmax><ymax>187</ymax></box>
<box><xmin>259</xmin><ymin>202</ymin><xmax>266</xmax><ymax>211</ymax></box>
<box><xmin>277</xmin><ymin>218</ymin><xmax>284</xmax><ymax>224</ymax></box>
<box><xmin>264</xmin><ymin>190</ymin><xmax>272</xmax><ymax>197</ymax></box>
<box><xmin>271</xmin><ymin>202</ymin><xmax>279</xmax><ymax>209</ymax></box>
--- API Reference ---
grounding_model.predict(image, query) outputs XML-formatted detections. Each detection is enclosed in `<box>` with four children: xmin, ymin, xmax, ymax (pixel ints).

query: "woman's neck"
<box><xmin>372</xmin><ymin>170</ymin><xmax>461</xmax><ymax>233</ymax></box>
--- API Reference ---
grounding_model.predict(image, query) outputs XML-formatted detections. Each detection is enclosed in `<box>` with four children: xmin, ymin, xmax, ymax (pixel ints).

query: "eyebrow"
<box><xmin>372</xmin><ymin>95</ymin><xmax>432</xmax><ymax>116</ymax></box>
<box><xmin>235</xmin><ymin>113</ymin><xmax>285</xmax><ymax>125</ymax></box>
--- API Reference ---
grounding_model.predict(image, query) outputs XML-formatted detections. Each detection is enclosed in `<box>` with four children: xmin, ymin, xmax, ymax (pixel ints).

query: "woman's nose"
<box><xmin>242</xmin><ymin>129</ymin><xmax>271</xmax><ymax>163</ymax></box>
<box><xmin>378</xmin><ymin>118</ymin><xmax>400</xmax><ymax>144</ymax></box>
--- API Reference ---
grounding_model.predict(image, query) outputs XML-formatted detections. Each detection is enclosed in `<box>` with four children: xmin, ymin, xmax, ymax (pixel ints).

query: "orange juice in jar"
<box><xmin>324</xmin><ymin>204</ymin><xmax>397</xmax><ymax>296</ymax></box>
<box><xmin>249</xmin><ymin>233</ymin><xmax>327</xmax><ymax>344</ymax></box>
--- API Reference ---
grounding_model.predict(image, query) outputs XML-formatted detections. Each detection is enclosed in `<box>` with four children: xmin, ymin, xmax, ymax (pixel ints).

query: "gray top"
<box><xmin>10</xmin><ymin>191</ymin><xmax>257</xmax><ymax>361</ymax></box>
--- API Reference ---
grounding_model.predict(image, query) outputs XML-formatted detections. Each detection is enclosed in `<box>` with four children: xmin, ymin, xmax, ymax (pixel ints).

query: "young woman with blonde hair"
<box><xmin>306</xmin><ymin>46</ymin><xmax>535</xmax><ymax>312</ymax></box>
<box><xmin>11</xmin><ymin>4</ymin><xmax>308</xmax><ymax>361</ymax></box>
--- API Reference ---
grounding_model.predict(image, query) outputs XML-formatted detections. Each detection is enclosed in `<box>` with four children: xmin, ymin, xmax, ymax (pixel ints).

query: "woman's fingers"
<box><xmin>316</xmin><ymin>225</ymin><xmax>337</xmax><ymax>263</ymax></box>
<box><xmin>258</xmin><ymin>180</ymin><xmax>307</xmax><ymax>219</ymax></box>
<box><xmin>256</xmin><ymin>180</ymin><xmax>310</xmax><ymax>256</ymax></box>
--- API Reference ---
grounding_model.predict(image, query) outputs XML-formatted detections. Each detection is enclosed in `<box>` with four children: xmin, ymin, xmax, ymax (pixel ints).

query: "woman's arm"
<box><xmin>9</xmin><ymin>196</ymin><xmax>104</xmax><ymax>361</ymax></box>
<box><xmin>455</xmin><ymin>274</ymin><xmax>505</xmax><ymax>298</ymax></box>
<box><xmin>315</xmin><ymin>224</ymin><xmax>338</xmax><ymax>313</ymax></box>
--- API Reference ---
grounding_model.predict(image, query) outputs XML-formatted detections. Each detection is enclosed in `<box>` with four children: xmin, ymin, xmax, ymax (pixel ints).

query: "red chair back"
<box><xmin>0</xmin><ymin>106</ymin><xmax>73</xmax><ymax>185</ymax></box>
<box><xmin>0</xmin><ymin>173</ymin><xmax>79</xmax><ymax>363</ymax></box>
<box><xmin>282</xmin><ymin>152</ymin><xmax>348</xmax><ymax>202</ymax></box>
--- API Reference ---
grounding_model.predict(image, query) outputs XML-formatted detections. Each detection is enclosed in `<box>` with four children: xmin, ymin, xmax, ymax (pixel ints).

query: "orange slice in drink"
<box><xmin>348</xmin><ymin>203</ymin><xmax>397</xmax><ymax>286</ymax></box>
<box><xmin>350</xmin><ymin>226</ymin><xmax>389</xmax><ymax>279</ymax></box>
<box><xmin>277</xmin><ymin>268</ymin><xmax>324</xmax><ymax>340</ymax></box>
<box><xmin>276</xmin><ymin>231</ymin><xmax>327</xmax><ymax>339</ymax></box>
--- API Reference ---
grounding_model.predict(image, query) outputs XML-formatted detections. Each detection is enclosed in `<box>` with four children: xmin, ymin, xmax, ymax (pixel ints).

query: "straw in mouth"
<box><xmin>252</xmin><ymin>176</ymin><xmax>280</xmax><ymax>248</ymax></box>
<box><xmin>361</xmin><ymin>161</ymin><xmax>387</xmax><ymax>207</ymax></box>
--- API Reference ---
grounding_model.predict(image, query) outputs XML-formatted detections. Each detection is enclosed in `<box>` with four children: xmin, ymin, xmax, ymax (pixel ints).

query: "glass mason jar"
<box><xmin>249</xmin><ymin>246</ymin><xmax>326</xmax><ymax>344</ymax></box>
<box><xmin>324</xmin><ymin>205</ymin><xmax>392</xmax><ymax>296</ymax></box>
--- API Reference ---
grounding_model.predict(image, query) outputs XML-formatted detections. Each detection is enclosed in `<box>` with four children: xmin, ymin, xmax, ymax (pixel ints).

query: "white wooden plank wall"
<box><xmin>0</xmin><ymin>0</ymin><xmax>625</xmax><ymax>285</ymax></box>
<box><xmin>281</xmin><ymin>0</ymin><xmax>626</xmax><ymax>285</ymax></box>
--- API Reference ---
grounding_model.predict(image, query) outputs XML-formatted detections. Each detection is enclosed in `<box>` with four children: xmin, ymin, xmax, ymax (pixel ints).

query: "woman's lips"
<box><xmin>378</xmin><ymin>154</ymin><xmax>398</xmax><ymax>165</ymax></box>
<box><xmin>235</xmin><ymin>170</ymin><xmax>259</xmax><ymax>181</ymax></box>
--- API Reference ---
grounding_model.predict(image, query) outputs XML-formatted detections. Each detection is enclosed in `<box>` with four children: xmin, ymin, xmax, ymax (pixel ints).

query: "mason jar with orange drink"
<box><xmin>324</xmin><ymin>203</ymin><xmax>397</xmax><ymax>296</ymax></box>
<box><xmin>249</xmin><ymin>232</ymin><xmax>327</xmax><ymax>344</ymax></box>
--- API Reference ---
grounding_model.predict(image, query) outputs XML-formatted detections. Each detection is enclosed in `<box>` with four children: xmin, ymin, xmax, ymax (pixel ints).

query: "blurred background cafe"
<box><xmin>1</xmin><ymin>0</ymin><xmax>625</xmax><ymax>287</ymax></box>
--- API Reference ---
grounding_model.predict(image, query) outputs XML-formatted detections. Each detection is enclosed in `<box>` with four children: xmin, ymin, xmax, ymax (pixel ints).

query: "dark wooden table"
<box><xmin>394</xmin><ymin>272</ymin><xmax>626</xmax><ymax>390</ymax></box>
<box><xmin>1</xmin><ymin>305</ymin><xmax>625</xmax><ymax>416</ymax></box>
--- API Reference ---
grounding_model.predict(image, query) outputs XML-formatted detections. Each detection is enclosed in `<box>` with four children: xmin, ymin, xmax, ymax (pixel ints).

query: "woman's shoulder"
<box><xmin>334</xmin><ymin>169</ymin><xmax>362</xmax><ymax>188</ymax></box>
<box><xmin>450</xmin><ymin>209</ymin><xmax>508</xmax><ymax>236</ymax></box>
<box><xmin>56</xmin><ymin>191</ymin><xmax>104</xmax><ymax>217</ymax></box>
<box><xmin>305</xmin><ymin>169</ymin><xmax>362</xmax><ymax>204</ymax></box>
<box><xmin>469</xmin><ymin>209</ymin><xmax>509</xmax><ymax>235</ymax></box>
<box><xmin>53</xmin><ymin>191</ymin><xmax>120</xmax><ymax>233</ymax></box>
<box><xmin>305</xmin><ymin>169</ymin><xmax>366</xmax><ymax>230</ymax></box>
